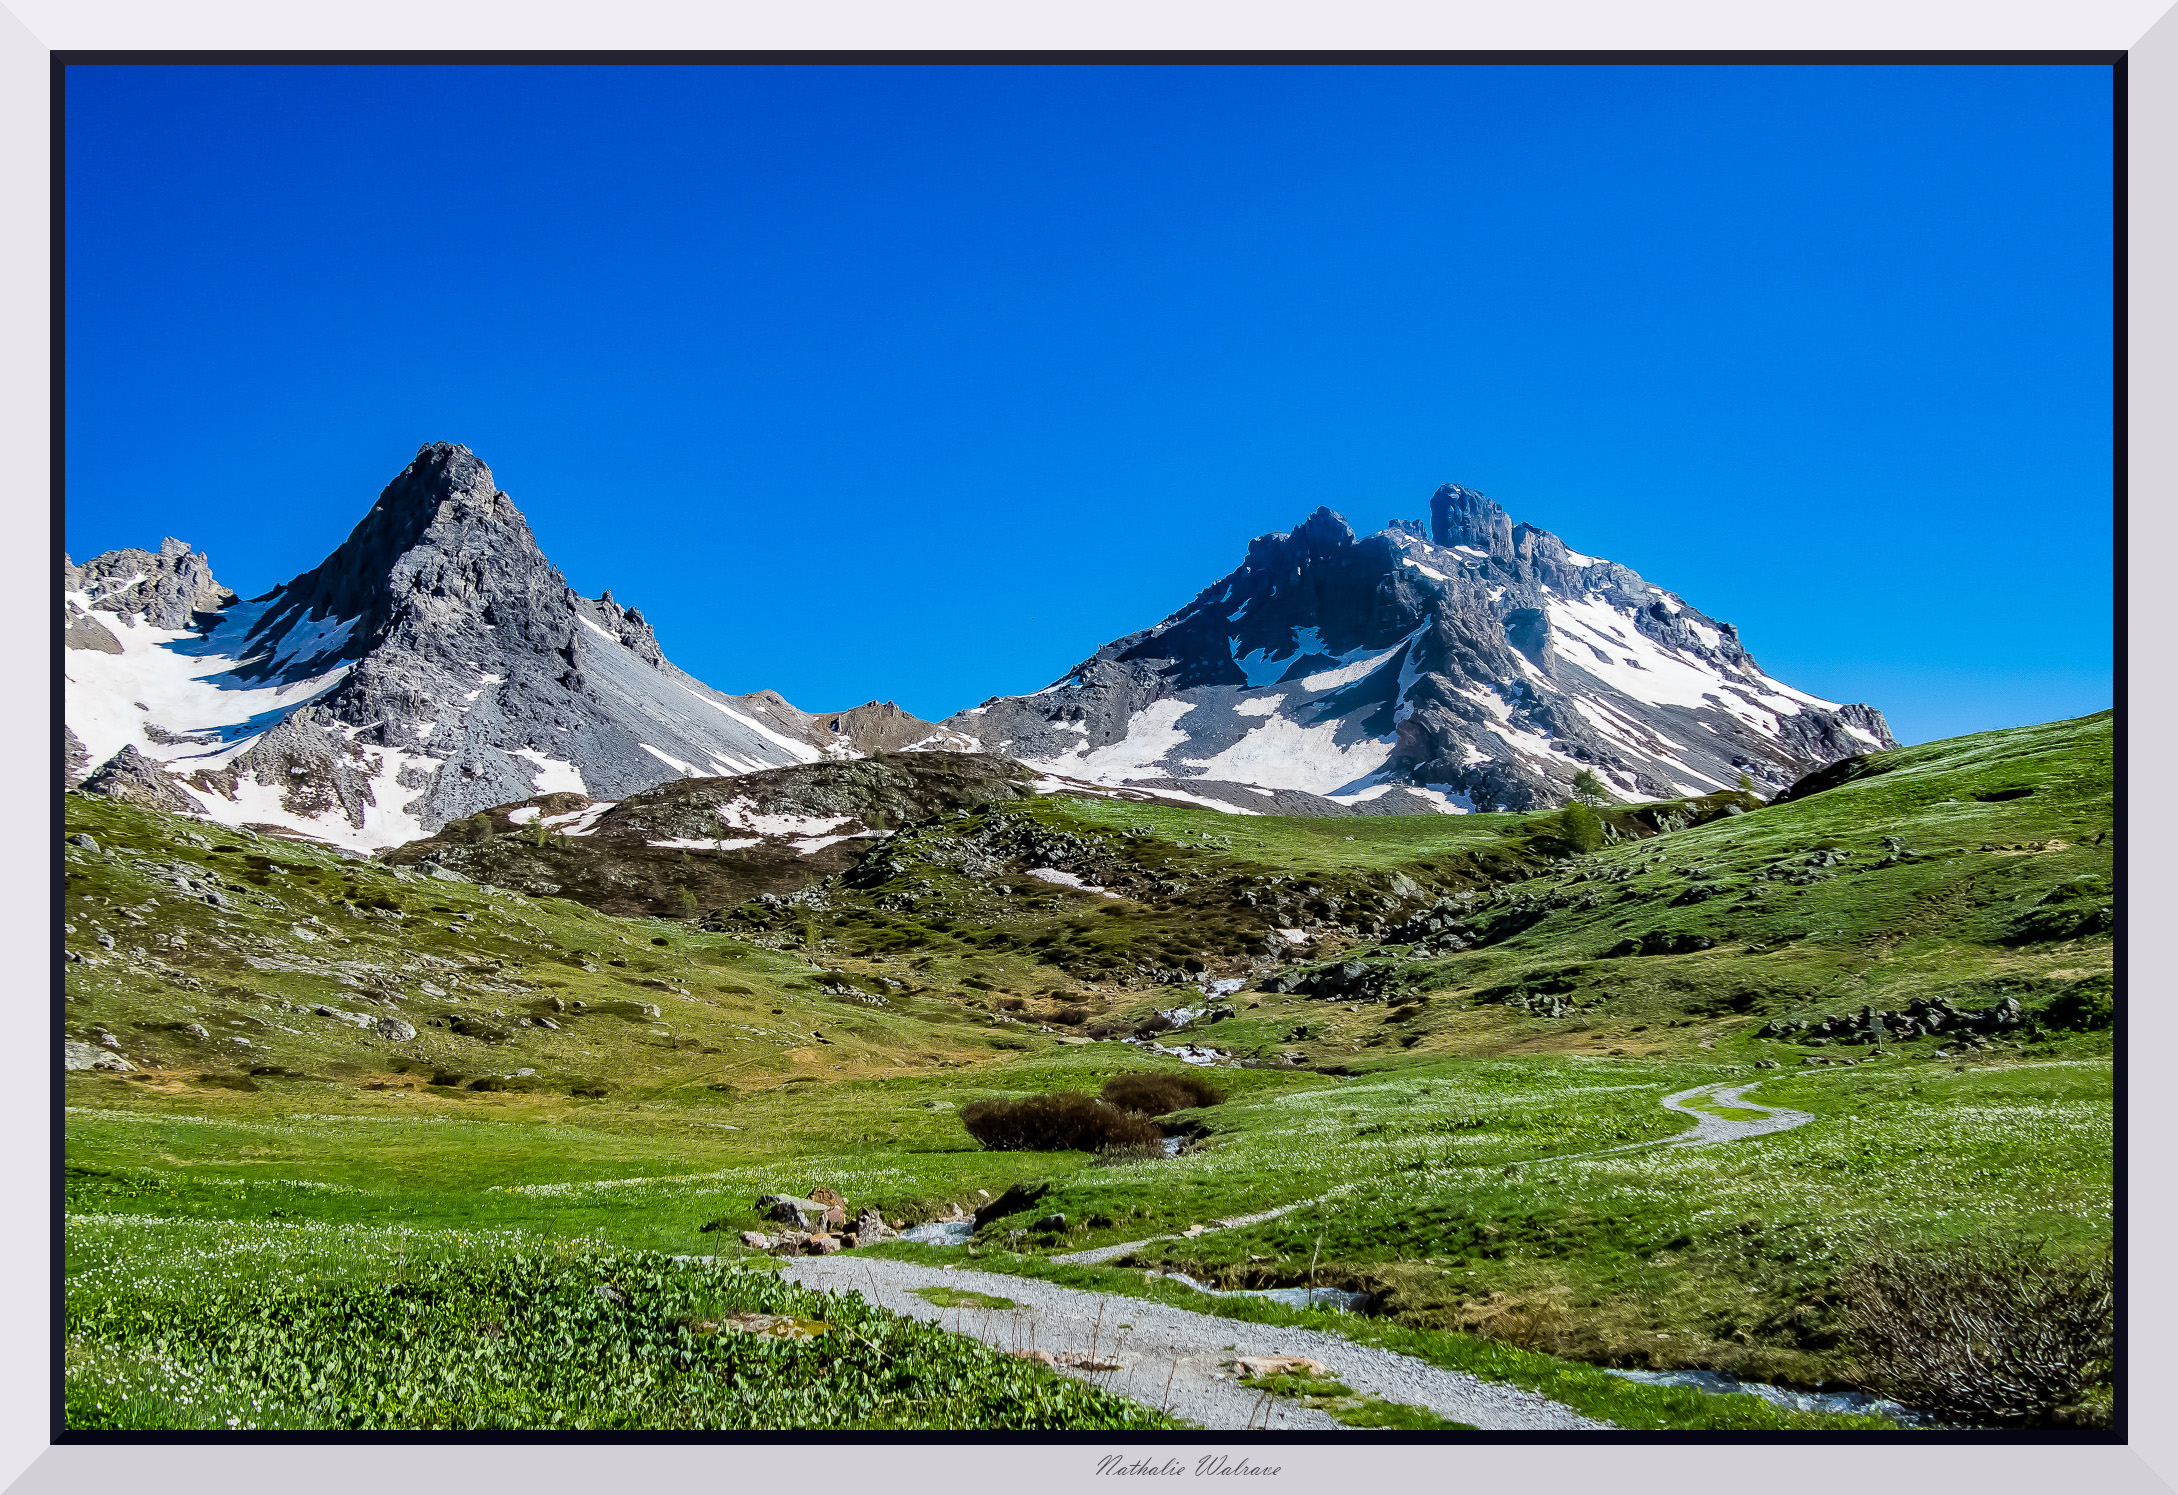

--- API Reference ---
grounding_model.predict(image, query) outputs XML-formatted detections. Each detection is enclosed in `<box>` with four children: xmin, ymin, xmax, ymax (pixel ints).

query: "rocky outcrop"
<box><xmin>66</xmin><ymin>537</ymin><xmax>239</xmax><ymax>632</ymax></box>
<box><xmin>81</xmin><ymin>744</ymin><xmax>207</xmax><ymax>815</ymax></box>
<box><xmin>939</xmin><ymin>484</ymin><xmax>1895</xmax><ymax>812</ymax></box>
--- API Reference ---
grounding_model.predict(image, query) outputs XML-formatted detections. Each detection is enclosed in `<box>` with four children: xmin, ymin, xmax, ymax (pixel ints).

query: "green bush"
<box><xmin>1839</xmin><ymin>1240</ymin><xmax>2113</xmax><ymax>1427</ymax></box>
<box><xmin>1101</xmin><ymin>1072</ymin><xmax>1225</xmax><ymax>1115</ymax></box>
<box><xmin>959</xmin><ymin>1093</ymin><xmax>1163</xmax><ymax>1152</ymax></box>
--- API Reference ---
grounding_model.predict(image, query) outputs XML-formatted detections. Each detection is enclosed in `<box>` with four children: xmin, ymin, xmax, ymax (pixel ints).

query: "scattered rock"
<box><xmin>373</xmin><ymin>1017</ymin><xmax>417</xmax><ymax>1042</ymax></box>
<box><xmin>1231</xmin><ymin>1355</ymin><xmax>1326</xmax><ymax>1379</ymax></box>
<box><xmin>592</xmin><ymin>1284</ymin><xmax>628</xmax><ymax>1306</ymax></box>
<box><xmin>740</xmin><ymin>1230</ymin><xmax>772</xmax><ymax>1249</ymax></box>
<box><xmin>69</xmin><ymin>833</ymin><xmax>98</xmax><ymax>852</ymax></box>
<box><xmin>1032</xmin><ymin>1213</ymin><xmax>1068</xmax><ymax>1232</ymax></box>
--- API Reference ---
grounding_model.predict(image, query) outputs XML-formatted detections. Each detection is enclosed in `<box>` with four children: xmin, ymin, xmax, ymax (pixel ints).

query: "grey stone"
<box><xmin>63</xmin><ymin>1040</ymin><xmax>133</xmax><ymax>1073</ymax></box>
<box><xmin>758</xmin><ymin>1194</ymin><xmax>832</xmax><ymax>1230</ymax></box>
<box><xmin>69</xmin><ymin>833</ymin><xmax>98</xmax><ymax>852</ymax></box>
<box><xmin>373</xmin><ymin>1017</ymin><xmax>417</xmax><ymax>1042</ymax></box>
<box><xmin>81</xmin><ymin>745</ymin><xmax>208</xmax><ymax>816</ymax></box>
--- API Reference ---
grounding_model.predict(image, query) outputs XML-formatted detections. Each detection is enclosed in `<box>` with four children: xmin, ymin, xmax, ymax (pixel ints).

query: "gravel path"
<box><xmin>1654</xmin><ymin>1079</ymin><xmax>1815</xmax><ymax>1146</ymax></box>
<box><xmin>780</xmin><ymin>1254</ymin><xmax>1607</xmax><ymax>1431</ymax></box>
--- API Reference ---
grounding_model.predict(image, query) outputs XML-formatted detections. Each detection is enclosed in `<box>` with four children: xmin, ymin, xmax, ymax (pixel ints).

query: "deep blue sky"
<box><xmin>63</xmin><ymin>64</ymin><xmax>2112</xmax><ymax>744</ymax></box>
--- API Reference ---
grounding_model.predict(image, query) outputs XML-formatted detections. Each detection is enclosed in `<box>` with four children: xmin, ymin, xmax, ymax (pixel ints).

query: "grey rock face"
<box><xmin>64</xmin><ymin>728</ymin><xmax>92</xmax><ymax>789</ymax></box>
<box><xmin>82</xmin><ymin>744</ymin><xmax>209</xmax><ymax>815</ymax></box>
<box><xmin>940</xmin><ymin>485</ymin><xmax>1895</xmax><ymax>812</ymax></box>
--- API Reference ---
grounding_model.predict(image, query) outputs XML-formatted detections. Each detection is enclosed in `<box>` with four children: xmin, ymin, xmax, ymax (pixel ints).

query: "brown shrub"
<box><xmin>1839</xmin><ymin>1239</ymin><xmax>2114</xmax><ymax>1426</ymax></box>
<box><xmin>1101</xmin><ymin>1071</ymin><xmax>1226</xmax><ymax>1115</ymax></box>
<box><xmin>958</xmin><ymin>1093</ymin><xmax>1164</xmax><ymax>1152</ymax></box>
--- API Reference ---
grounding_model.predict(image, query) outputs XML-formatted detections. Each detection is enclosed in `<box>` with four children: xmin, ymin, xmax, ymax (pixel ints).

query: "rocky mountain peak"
<box><xmin>1430</xmin><ymin>483</ymin><xmax>1513</xmax><ymax>557</ymax></box>
<box><xmin>239</xmin><ymin>442</ymin><xmax>549</xmax><ymax>676</ymax></box>
<box><xmin>940</xmin><ymin>483</ymin><xmax>1895</xmax><ymax>813</ymax></box>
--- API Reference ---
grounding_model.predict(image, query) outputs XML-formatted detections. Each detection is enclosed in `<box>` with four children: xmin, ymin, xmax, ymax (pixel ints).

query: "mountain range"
<box><xmin>63</xmin><ymin>443</ymin><xmax>1892</xmax><ymax>849</ymax></box>
<box><xmin>936</xmin><ymin>485</ymin><xmax>1893</xmax><ymax>815</ymax></box>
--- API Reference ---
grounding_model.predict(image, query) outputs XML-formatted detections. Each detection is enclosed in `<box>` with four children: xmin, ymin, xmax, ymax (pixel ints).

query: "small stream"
<box><xmin>1150</xmin><ymin>1269</ymin><xmax>1371</xmax><ymax>1314</ymax></box>
<box><xmin>1599</xmin><ymin>1367</ymin><xmax>1943</xmax><ymax>1426</ymax></box>
<box><xmin>899</xmin><ymin>1219</ymin><xmax>977</xmax><ymax>1246</ymax></box>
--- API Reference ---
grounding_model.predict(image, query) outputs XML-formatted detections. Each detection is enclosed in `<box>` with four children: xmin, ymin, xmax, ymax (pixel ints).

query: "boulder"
<box><xmin>808</xmin><ymin>1186</ymin><xmax>847</xmax><ymax>1208</ymax></box>
<box><xmin>63</xmin><ymin>1040</ymin><xmax>133</xmax><ymax>1073</ymax></box>
<box><xmin>69</xmin><ymin>833</ymin><xmax>98</xmax><ymax>852</ymax></box>
<box><xmin>974</xmin><ymin>1180</ymin><xmax>1052</xmax><ymax>1228</ymax></box>
<box><xmin>1032</xmin><ymin>1213</ymin><xmax>1068</xmax><ymax>1232</ymax></box>
<box><xmin>740</xmin><ymin>1230</ymin><xmax>772</xmax><ymax>1249</ymax></box>
<box><xmin>853</xmin><ymin>1207</ymin><xmax>894</xmax><ymax>1244</ymax></box>
<box><xmin>758</xmin><ymin>1194</ymin><xmax>832</xmax><ymax>1230</ymax></box>
<box><xmin>374</xmin><ymin>1017</ymin><xmax>417</xmax><ymax>1042</ymax></box>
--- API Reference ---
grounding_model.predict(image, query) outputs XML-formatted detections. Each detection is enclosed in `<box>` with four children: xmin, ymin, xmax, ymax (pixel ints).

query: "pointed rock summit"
<box><xmin>64</xmin><ymin>443</ymin><xmax>949</xmax><ymax>847</ymax></box>
<box><xmin>938</xmin><ymin>483</ymin><xmax>1894</xmax><ymax>812</ymax></box>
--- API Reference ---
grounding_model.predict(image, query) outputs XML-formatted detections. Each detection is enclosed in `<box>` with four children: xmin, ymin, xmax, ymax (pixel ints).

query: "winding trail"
<box><xmin>1651</xmin><ymin>1079</ymin><xmax>1815</xmax><ymax>1148</ymax></box>
<box><xmin>779</xmin><ymin>1074</ymin><xmax>1816</xmax><ymax>1430</ymax></box>
<box><xmin>780</xmin><ymin>1254</ymin><xmax>1606</xmax><ymax>1431</ymax></box>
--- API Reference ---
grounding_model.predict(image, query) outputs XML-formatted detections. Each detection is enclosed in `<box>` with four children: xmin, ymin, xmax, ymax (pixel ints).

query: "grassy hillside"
<box><xmin>61</xmin><ymin>711</ymin><xmax>2116</xmax><ymax>1430</ymax></box>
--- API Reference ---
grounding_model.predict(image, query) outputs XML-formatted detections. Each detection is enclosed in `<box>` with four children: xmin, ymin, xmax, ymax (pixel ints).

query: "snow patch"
<box><xmin>1024</xmin><ymin>698</ymin><xmax>1199</xmax><ymax>780</ymax></box>
<box><xmin>511</xmin><ymin>750</ymin><xmax>586</xmax><ymax>795</ymax></box>
<box><xmin>1181</xmin><ymin>714</ymin><xmax>1398</xmax><ymax>797</ymax></box>
<box><xmin>1025</xmin><ymin>867</ymin><xmax>1121</xmax><ymax>898</ymax></box>
<box><xmin>638</xmin><ymin>743</ymin><xmax>697</xmax><ymax>776</ymax></box>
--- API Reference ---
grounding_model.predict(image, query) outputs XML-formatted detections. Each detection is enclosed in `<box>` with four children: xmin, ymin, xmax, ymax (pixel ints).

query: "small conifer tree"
<box><xmin>1570</xmin><ymin>768</ymin><xmax>1611</xmax><ymax>808</ymax></box>
<box><xmin>1560</xmin><ymin>801</ymin><xmax>1605</xmax><ymax>853</ymax></box>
